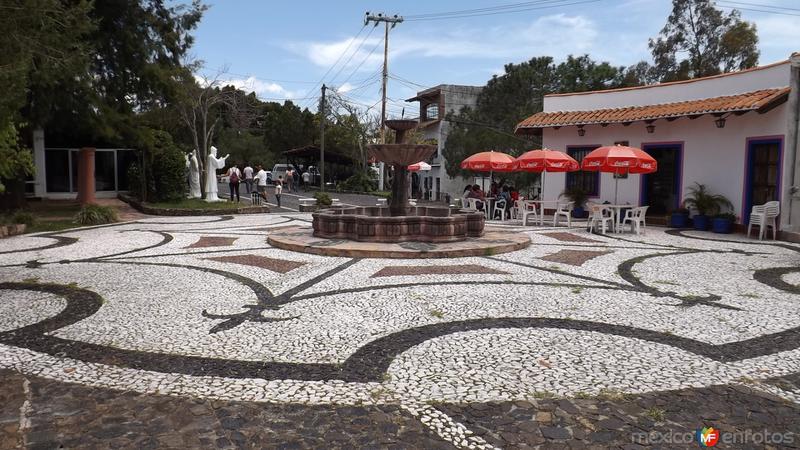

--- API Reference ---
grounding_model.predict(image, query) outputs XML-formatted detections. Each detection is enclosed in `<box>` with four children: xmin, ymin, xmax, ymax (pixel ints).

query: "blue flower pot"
<box><xmin>693</xmin><ymin>214</ymin><xmax>710</xmax><ymax>230</ymax></box>
<box><xmin>670</xmin><ymin>213</ymin><xmax>689</xmax><ymax>228</ymax></box>
<box><xmin>712</xmin><ymin>218</ymin><xmax>733</xmax><ymax>234</ymax></box>
<box><xmin>572</xmin><ymin>206</ymin><xmax>587</xmax><ymax>218</ymax></box>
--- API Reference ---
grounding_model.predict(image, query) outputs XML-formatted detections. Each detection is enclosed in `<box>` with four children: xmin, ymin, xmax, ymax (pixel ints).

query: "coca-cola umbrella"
<box><xmin>581</xmin><ymin>145</ymin><xmax>657</xmax><ymax>203</ymax></box>
<box><xmin>408</xmin><ymin>161</ymin><xmax>432</xmax><ymax>171</ymax></box>
<box><xmin>460</xmin><ymin>150</ymin><xmax>515</xmax><ymax>191</ymax></box>
<box><xmin>513</xmin><ymin>148</ymin><xmax>579</xmax><ymax>200</ymax></box>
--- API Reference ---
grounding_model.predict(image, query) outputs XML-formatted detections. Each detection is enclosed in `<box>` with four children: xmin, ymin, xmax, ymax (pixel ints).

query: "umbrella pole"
<box><xmin>614</xmin><ymin>174</ymin><xmax>619</xmax><ymax>204</ymax></box>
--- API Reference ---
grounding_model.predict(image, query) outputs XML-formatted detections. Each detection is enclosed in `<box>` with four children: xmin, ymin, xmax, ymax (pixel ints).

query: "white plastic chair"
<box><xmin>622</xmin><ymin>206</ymin><xmax>649</xmax><ymax>234</ymax></box>
<box><xmin>553</xmin><ymin>201</ymin><xmax>574</xmax><ymax>227</ymax></box>
<box><xmin>748</xmin><ymin>201</ymin><xmax>779</xmax><ymax>240</ymax></box>
<box><xmin>519</xmin><ymin>200</ymin><xmax>538</xmax><ymax>226</ymax></box>
<box><xmin>588</xmin><ymin>205</ymin><xmax>613</xmax><ymax>234</ymax></box>
<box><xmin>492</xmin><ymin>199</ymin><xmax>508</xmax><ymax>221</ymax></box>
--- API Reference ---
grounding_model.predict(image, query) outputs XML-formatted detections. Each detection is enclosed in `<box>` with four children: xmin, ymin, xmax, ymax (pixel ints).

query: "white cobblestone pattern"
<box><xmin>0</xmin><ymin>213</ymin><xmax>799</xmax><ymax>406</ymax></box>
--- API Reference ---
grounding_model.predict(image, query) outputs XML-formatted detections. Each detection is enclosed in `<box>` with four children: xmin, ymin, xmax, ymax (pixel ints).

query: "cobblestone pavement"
<box><xmin>1</xmin><ymin>214</ymin><xmax>799</xmax><ymax>448</ymax></box>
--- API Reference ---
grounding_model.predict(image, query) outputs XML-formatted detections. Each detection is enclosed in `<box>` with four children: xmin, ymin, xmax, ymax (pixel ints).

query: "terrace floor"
<box><xmin>1</xmin><ymin>214</ymin><xmax>799</xmax><ymax>449</ymax></box>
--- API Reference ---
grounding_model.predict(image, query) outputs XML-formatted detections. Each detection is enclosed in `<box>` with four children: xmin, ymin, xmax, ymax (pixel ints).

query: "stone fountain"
<box><xmin>311</xmin><ymin>119</ymin><xmax>485</xmax><ymax>243</ymax></box>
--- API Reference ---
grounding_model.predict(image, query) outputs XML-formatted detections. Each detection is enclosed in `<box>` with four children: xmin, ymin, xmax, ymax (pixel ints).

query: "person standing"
<box><xmin>227</xmin><ymin>164</ymin><xmax>241</xmax><ymax>202</ymax></box>
<box><xmin>243</xmin><ymin>163</ymin><xmax>254</xmax><ymax>195</ymax></box>
<box><xmin>302</xmin><ymin>170</ymin><xmax>310</xmax><ymax>189</ymax></box>
<box><xmin>292</xmin><ymin>169</ymin><xmax>300</xmax><ymax>192</ymax></box>
<box><xmin>255</xmin><ymin>164</ymin><xmax>268</xmax><ymax>201</ymax></box>
<box><xmin>274</xmin><ymin>175</ymin><xmax>283</xmax><ymax>208</ymax></box>
<box><xmin>285</xmin><ymin>168</ymin><xmax>294</xmax><ymax>193</ymax></box>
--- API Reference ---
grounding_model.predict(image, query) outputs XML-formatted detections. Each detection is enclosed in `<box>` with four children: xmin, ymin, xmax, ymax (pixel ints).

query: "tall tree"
<box><xmin>649</xmin><ymin>0</ymin><xmax>759</xmax><ymax>81</ymax></box>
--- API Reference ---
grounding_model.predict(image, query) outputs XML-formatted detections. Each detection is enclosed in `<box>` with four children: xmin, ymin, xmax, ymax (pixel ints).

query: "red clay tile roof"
<box><xmin>515</xmin><ymin>87</ymin><xmax>790</xmax><ymax>133</ymax></box>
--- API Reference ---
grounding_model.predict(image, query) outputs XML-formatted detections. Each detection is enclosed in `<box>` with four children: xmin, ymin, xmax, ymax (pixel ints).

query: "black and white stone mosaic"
<box><xmin>1</xmin><ymin>213</ymin><xmax>799</xmax><ymax>447</ymax></box>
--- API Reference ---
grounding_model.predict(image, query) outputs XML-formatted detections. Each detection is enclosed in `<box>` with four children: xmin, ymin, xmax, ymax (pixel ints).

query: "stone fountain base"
<box><xmin>311</xmin><ymin>206</ymin><xmax>484</xmax><ymax>243</ymax></box>
<box><xmin>267</xmin><ymin>224</ymin><xmax>530</xmax><ymax>259</ymax></box>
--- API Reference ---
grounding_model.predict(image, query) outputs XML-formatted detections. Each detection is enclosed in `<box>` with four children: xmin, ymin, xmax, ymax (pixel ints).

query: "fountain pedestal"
<box><xmin>312</xmin><ymin>119</ymin><xmax>486</xmax><ymax>243</ymax></box>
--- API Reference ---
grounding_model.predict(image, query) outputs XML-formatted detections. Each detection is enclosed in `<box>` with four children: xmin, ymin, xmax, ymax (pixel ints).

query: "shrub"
<box><xmin>10</xmin><ymin>211</ymin><xmax>35</xmax><ymax>226</ymax></box>
<box><xmin>683</xmin><ymin>183</ymin><xmax>733</xmax><ymax>216</ymax></box>
<box><xmin>127</xmin><ymin>129</ymin><xmax>186</xmax><ymax>202</ymax></box>
<box><xmin>75</xmin><ymin>204</ymin><xmax>118</xmax><ymax>225</ymax></box>
<box><xmin>337</xmin><ymin>171</ymin><xmax>376</xmax><ymax>193</ymax></box>
<box><xmin>314</xmin><ymin>191</ymin><xmax>332</xmax><ymax>206</ymax></box>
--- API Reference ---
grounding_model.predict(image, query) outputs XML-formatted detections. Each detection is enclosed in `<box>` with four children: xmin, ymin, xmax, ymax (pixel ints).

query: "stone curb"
<box><xmin>118</xmin><ymin>193</ymin><xmax>270</xmax><ymax>216</ymax></box>
<box><xmin>0</xmin><ymin>223</ymin><xmax>26</xmax><ymax>238</ymax></box>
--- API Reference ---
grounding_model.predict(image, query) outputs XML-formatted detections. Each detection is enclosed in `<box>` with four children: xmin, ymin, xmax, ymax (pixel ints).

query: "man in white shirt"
<box><xmin>243</xmin><ymin>164</ymin><xmax>254</xmax><ymax>194</ymax></box>
<box><xmin>255</xmin><ymin>165</ymin><xmax>268</xmax><ymax>201</ymax></box>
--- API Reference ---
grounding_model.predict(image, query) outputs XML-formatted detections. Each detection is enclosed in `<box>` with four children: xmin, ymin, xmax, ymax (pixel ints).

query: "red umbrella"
<box><xmin>461</xmin><ymin>150</ymin><xmax>515</xmax><ymax>191</ymax></box>
<box><xmin>460</xmin><ymin>151</ymin><xmax>516</xmax><ymax>172</ymax></box>
<box><xmin>513</xmin><ymin>149</ymin><xmax>579</xmax><ymax>200</ymax></box>
<box><xmin>408</xmin><ymin>161</ymin><xmax>431</xmax><ymax>171</ymax></box>
<box><xmin>581</xmin><ymin>145</ymin><xmax>657</xmax><ymax>203</ymax></box>
<box><xmin>513</xmin><ymin>149</ymin><xmax>579</xmax><ymax>172</ymax></box>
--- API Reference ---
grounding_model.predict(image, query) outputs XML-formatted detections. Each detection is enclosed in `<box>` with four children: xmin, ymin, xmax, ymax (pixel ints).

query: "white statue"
<box><xmin>204</xmin><ymin>145</ymin><xmax>229</xmax><ymax>202</ymax></box>
<box><xmin>188</xmin><ymin>149</ymin><xmax>201</xmax><ymax>199</ymax></box>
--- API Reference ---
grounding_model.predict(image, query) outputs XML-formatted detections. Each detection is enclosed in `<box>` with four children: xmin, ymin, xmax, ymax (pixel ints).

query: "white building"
<box><xmin>407</xmin><ymin>84</ymin><xmax>483</xmax><ymax>202</ymax></box>
<box><xmin>28</xmin><ymin>129</ymin><xmax>137</xmax><ymax>199</ymax></box>
<box><xmin>516</xmin><ymin>54</ymin><xmax>800</xmax><ymax>235</ymax></box>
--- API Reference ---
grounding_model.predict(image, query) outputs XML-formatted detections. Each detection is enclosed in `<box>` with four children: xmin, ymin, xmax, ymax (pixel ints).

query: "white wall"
<box><xmin>545</xmin><ymin>60</ymin><xmax>790</xmax><ymax>112</ymax></box>
<box><xmin>541</xmin><ymin>105</ymin><xmax>788</xmax><ymax>218</ymax></box>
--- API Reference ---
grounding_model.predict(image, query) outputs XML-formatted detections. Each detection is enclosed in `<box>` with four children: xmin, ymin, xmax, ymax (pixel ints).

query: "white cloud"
<box><xmin>336</xmin><ymin>82</ymin><xmax>354</xmax><ymax>94</ymax></box>
<box><xmin>749</xmin><ymin>15</ymin><xmax>800</xmax><ymax>61</ymax></box>
<box><xmin>196</xmin><ymin>74</ymin><xmax>300</xmax><ymax>100</ymax></box>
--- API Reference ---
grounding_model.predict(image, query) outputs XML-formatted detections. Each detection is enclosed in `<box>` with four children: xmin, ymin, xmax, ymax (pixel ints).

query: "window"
<box><xmin>566</xmin><ymin>146</ymin><xmax>599</xmax><ymax>196</ymax></box>
<box><xmin>45</xmin><ymin>149</ymin><xmax>70</xmax><ymax>192</ymax></box>
<box><xmin>425</xmin><ymin>103</ymin><xmax>439</xmax><ymax>120</ymax></box>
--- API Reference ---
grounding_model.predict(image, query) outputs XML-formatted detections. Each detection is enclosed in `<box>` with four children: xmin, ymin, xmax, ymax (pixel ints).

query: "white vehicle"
<box><xmin>271</xmin><ymin>164</ymin><xmax>297</xmax><ymax>184</ymax></box>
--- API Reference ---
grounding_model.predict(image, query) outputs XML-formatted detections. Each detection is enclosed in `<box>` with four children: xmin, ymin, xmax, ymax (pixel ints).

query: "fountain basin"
<box><xmin>312</xmin><ymin>206</ymin><xmax>484</xmax><ymax>243</ymax></box>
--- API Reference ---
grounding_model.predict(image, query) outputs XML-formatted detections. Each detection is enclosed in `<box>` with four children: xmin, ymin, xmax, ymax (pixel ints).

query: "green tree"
<box><xmin>0</xmin><ymin>123</ymin><xmax>34</xmax><ymax>194</ymax></box>
<box><xmin>443</xmin><ymin>55</ymin><xmax>635</xmax><ymax>183</ymax></box>
<box><xmin>649</xmin><ymin>0</ymin><xmax>759</xmax><ymax>81</ymax></box>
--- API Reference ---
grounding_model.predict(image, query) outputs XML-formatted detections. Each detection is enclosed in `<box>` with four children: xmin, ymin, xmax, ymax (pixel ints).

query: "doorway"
<box><xmin>640</xmin><ymin>143</ymin><xmax>682</xmax><ymax>215</ymax></box>
<box><xmin>744</xmin><ymin>138</ymin><xmax>781</xmax><ymax>224</ymax></box>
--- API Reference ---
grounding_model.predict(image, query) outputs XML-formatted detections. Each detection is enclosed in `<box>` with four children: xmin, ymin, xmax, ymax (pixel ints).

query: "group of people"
<box><xmin>223</xmin><ymin>163</ymin><xmax>285</xmax><ymax>207</ymax></box>
<box><xmin>462</xmin><ymin>181</ymin><xmax>521</xmax><ymax>218</ymax></box>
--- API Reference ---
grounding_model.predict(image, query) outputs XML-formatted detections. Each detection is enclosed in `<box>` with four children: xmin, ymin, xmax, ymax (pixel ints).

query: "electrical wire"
<box><xmin>404</xmin><ymin>0</ymin><xmax>604</xmax><ymax>21</ymax></box>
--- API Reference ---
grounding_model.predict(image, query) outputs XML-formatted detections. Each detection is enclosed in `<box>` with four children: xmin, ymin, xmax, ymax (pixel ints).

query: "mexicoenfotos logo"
<box><xmin>696</xmin><ymin>427</ymin><xmax>720</xmax><ymax>447</ymax></box>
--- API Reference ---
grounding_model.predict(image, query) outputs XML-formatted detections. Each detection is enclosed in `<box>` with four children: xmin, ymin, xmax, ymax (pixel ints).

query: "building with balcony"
<box><xmin>406</xmin><ymin>84</ymin><xmax>483</xmax><ymax>202</ymax></box>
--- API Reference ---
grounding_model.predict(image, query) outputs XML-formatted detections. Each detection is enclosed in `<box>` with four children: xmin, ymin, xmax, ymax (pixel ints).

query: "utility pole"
<box><xmin>365</xmin><ymin>12</ymin><xmax>402</xmax><ymax>190</ymax></box>
<box><xmin>364</xmin><ymin>12</ymin><xmax>403</xmax><ymax>144</ymax></box>
<box><xmin>319</xmin><ymin>84</ymin><xmax>326</xmax><ymax>191</ymax></box>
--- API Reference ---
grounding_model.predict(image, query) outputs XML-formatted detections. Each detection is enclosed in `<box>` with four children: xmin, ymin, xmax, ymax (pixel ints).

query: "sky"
<box><xmin>191</xmin><ymin>0</ymin><xmax>800</xmax><ymax>117</ymax></box>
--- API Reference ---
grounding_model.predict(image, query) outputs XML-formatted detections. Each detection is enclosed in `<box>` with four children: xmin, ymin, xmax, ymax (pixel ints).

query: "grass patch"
<box><xmin>532</xmin><ymin>390</ymin><xmax>556</xmax><ymax>399</ymax></box>
<box><xmin>573</xmin><ymin>391</ymin><xmax>592</xmax><ymax>399</ymax></box>
<box><xmin>646</xmin><ymin>407</ymin><xmax>666</xmax><ymax>422</ymax></box>
<box><xmin>597</xmin><ymin>388</ymin><xmax>633</xmax><ymax>401</ymax></box>
<box><xmin>741</xmin><ymin>293</ymin><xmax>760</xmax><ymax>299</ymax></box>
<box><xmin>22</xmin><ymin>277</ymin><xmax>40</xmax><ymax>283</ymax></box>
<box><xmin>146</xmin><ymin>199</ymin><xmax>243</xmax><ymax>210</ymax></box>
<box><xmin>571</xmin><ymin>287</ymin><xmax>584</xmax><ymax>294</ymax></box>
<box><xmin>25</xmin><ymin>219</ymin><xmax>78</xmax><ymax>233</ymax></box>
<box><xmin>429</xmin><ymin>309</ymin><xmax>444</xmax><ymax>319</ymax></box>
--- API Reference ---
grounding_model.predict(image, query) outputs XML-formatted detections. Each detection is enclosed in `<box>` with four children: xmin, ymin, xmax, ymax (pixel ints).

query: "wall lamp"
<box><xmin>714</xmin><ymin>115</ymin><xmax>727</xmax><ymax>128</ymax></box>
<box><xmin>577</xmin><ymin>125</ymin><xmax>585</xmax><ymax>136</ymax></box>
<box><xmin>645</xmin><ymin>120</ymin><xmax>655</xmax><ymax>133</ymax></box>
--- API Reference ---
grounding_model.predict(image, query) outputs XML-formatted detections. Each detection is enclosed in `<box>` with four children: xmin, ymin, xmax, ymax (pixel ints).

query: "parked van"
<box><xmin>271</xmin><ymin>164</ymin><xmax>297</xmax><ymax>184</ymax></box>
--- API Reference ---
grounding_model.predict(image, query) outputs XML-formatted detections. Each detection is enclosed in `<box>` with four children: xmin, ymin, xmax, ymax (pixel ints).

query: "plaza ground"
<box><xmin>1</xmin><ymin>213</ymin><xmax>799</xmax><ymax>448</ymax></box>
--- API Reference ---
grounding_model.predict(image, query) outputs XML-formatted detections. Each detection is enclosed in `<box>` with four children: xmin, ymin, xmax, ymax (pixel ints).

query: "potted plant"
<box><xmin>683</xmin><ymin>183</ymin><xmax>733</xmax><ymax>231</ymax></box>
<box><xmin>712</xmin><ymin>212</ymin><xmax>737</xmax><ymax>234</ymax></box>
<box><xmin>562</xmin><ymin>187</ymin><xmax>589</xmax><ymax>218</ymax></box>
<box><xmin>670</xmin><ymin>205</ymin><xmax>690</xmax><ymax>228</ymax></box>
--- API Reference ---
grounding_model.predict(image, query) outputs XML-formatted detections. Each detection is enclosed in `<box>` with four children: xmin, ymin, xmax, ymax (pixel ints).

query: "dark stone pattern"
<box><xmin>753</xmin><ymin>267</ymin><xmax>800</xmax><ymax>295</ymax></box>
<box><xmin>0</xmin><ymin>370</ymin><xmax>451</xmax><ymax>450</ymax></box>
<box><xmin>540</xmin><ymin>232</ymin><xmax>604</xmax><ymax>243</ymax></box>
<box><xmin>3</xmin><ymin>281</ymin><xmax>800</xmax><ymax>384</ymax></box>
<box><xmin>436</xmin><ymin>382</ymin><xmax>800</xmax><ymax>449</ymax></box>
<box><xmin>186</xmin><ymin>236</ymin><xmax>238</xmax><ymax>249</ymax></box>
<box><xmin>204</xmin><ymin>255</ymin><xmax>307</xmax><ymax>274</ymax></box>
<box><xmin>540</xmin><ymin>249</ymin><xmax>612</xmax><ymax>266</ymax></box>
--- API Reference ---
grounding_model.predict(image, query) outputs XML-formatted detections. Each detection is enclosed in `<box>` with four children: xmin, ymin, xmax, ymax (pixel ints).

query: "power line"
<box><xmin>404</xmin><ymin>0</ymin><xmax>604</xmax><ymax>21</ymax></box>
<box><xmin>326</xmin><ymin>24</ymin><xmax>378</xmax><ymax>87</ymax></box>
<box><xmin>406</xmin><ymin>0</ymin><xmax>581</xmax><ymax>18</ymax></box>
<box><xmin>337</xmin><ymin>34</ymin><xmax>386</xmax><ymax>87</ymax></box>
<box><xmin>715</xmin><ymin>2</ymin><xmax>800</xmax><ymax>16</ymax></box>
<box><xmin>716</xmin><ymin>0</ymin><xmax>800</xmax><ymax>12</ymax></box>
<box><xmin>299</xmin><ymin>24</ymin><xmax>368</xmax><ymax>109</ymax></box>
